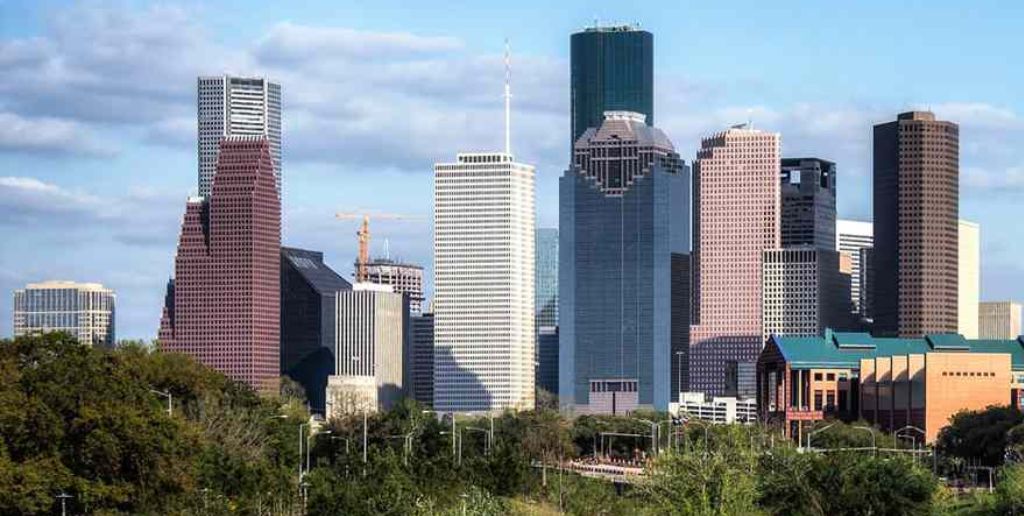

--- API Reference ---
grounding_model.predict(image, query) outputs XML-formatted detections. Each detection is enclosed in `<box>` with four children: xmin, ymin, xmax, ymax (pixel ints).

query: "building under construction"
<box><xmin>352</xmin><ymin>215</ymin><xmax>425</xmax><ymax>314</ymax></box>
<box><xmin>360</xmin><ymin>258</ymin><xmax>425</xmax><ymax>314</ymax></box>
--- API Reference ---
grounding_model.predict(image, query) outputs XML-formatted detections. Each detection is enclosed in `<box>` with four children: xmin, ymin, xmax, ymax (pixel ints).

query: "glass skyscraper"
<box><xmin>570</xmin><ymin>26</ymin><xmax>653</xmax><ymax>144</ymax></box>
<box><xmin>535</xmin><ymin>228</ymin><xmax>559</xmax><ymax>329</ymax></box>
<box><xmin>559</xmin><ymin>112</ymin><xmax>690</xmax><ymax>414</ymax></box>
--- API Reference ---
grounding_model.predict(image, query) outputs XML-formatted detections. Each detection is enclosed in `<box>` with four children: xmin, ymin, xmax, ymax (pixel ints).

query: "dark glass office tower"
<box><xmin>570</xmin><ymin>26</ymin><xmax>653</xmax><ymax>144</ymax></box>
<box><xmin>280</xmin><ymin>247</ymin><xmax>351</xmax><ymax>414</ymax></box>
<box><xmin>780</xmin><ymin>158</ymin><xmax>836</xmax><ymax>250</ymax></box>
<box><xmin>873</xmin><ymin>111</ymin><xmax>959</xmax><ymax>337</ymax></box>
<box><xmin>559</xmin><ymin>112</ymin><xmax>690</xmax><ymax>414</ymax></box>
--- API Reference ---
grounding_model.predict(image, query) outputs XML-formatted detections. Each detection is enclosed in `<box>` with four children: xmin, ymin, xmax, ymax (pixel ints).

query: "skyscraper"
<box><xmin>327</xmin><ymin>283</ymin><xmax>406</xmax><ymax>415</ymax></box>
<box><xmin>570</xmin><ymin>26</ymin><xmax>653</xmax><ymax>144</ymax></box>
<box><xmin>691</xmin><ymin>125</ymin><xmax>780</xmax><ymax>397</ymax></box>
<box><xmin>198</xmin><ymin>75</ymin><xmax>281</xmax><ymax>198</ymax></box>
<box><xmin>762</xmin><ymin>248</ymin><xmax>851</xmax><ymax>337</ymax></box>
<box><xmin>559</xmin><ymin>111</ymin><xmax>690</xmax><ymax>413</ymax></box>
<box><xmin>434</xmin><ymin>151</ymin><xmax>535</xmax><ymax>412</ymax></box>
<box><xmin>410</xmin><ymin>312</ymin><xmax>435</xmax><ymax>407</ymax></box>
<box><xmin>280</xmin><ymin>247</ymin><xmax>351</xmax><ymax>414</ymax></box>
<box><xmin>979</xmin><ymin>302</ymin><xmax>1023</xmax><ymax>339</ymax></box>
<box><xmin>535</xmin><ymin>228</ymin><xmax>559</xmax><ymax>329</ymax></box>
<box><xmin>159</xmin><ymin>136</ymin><xmax>281</xmax><ymax>394</ymax></box>
<box><xmin>873</xmin><ymin>111</ymin><xmax>959</xmax><ymax>337</ymax></box>
<box><xmin>836</xmin><ymin>219</ymin><xmax>874</xmax><ymax>317</ymax></box>
<box><xmin>780</xmin><ymin>158</ymin><xmax>836</xmax><ymax>249</ymax></box>
<box><xmin>13</xmin><ymin>281</ymin><xmax>115</xmax><ymax>347</ymax></box>
<box><xmin>959</xmin><ymin>220</ymin><xmax>980</xmax><ymax>339</ymax></box>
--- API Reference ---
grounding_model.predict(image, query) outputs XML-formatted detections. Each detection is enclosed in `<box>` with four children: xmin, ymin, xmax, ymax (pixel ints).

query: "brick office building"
<box><xmin>160</xmin><ymin>137</ymin><xmax>281</xmax><ymax>394</ymax></box>
<box><xmin>873</xmin><ymin>111</ymin><xmax>959</xmax><ymax>337</ymax></box>
<box><xmin>757</xmin><ymin>331</ymin><xmax>1024</xmax><ymax>443</ymax></box>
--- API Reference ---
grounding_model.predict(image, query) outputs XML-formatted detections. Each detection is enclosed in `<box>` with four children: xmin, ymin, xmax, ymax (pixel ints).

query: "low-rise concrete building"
<box><xmin>673</xmin><ymin>392</ymin><xmax>757</xmax><ymax>425</ymax></box>
<box><xmin>757</xmin><ymin>330</ymin><xmax>1024</xmax><ymax>443</ymax></box>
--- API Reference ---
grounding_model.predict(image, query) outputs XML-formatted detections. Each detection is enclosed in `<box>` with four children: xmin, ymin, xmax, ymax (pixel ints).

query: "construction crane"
<box><xmin>335</xmin><ymin>211</ymin><xmax>421</xmax><ymax>282</ymax></box>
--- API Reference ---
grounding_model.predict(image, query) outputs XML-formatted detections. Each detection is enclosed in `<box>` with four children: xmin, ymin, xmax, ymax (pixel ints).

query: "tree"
<box><xmin>0</xmin><ymin>333</ymin><xmax>303</xmax><ymax>514</ymax></box>
<box><xmin>937</xmin><ymin>405</ymin><xmax>1023</xmax><ymax>467</ymax></box>
<box><xmin>642</xmin><ymin>425</ymin><xmax>762</xmax><ymax>515</ymax></box>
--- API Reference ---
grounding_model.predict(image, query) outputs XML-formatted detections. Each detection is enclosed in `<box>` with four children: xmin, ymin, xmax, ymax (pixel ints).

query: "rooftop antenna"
<box><xmin>503</xmin><ymin>38</ymin><xmax>512</xmax><ymax>157</ymax></box>
<box><xmin>747</xmin><ymin>108</ymin><xmax>754</xmax><ymax>130</ymax></box>
<box><xmin>384</xmin><ymin>238</ymin><xmax>391</xmax><ymax>260</ymax></box>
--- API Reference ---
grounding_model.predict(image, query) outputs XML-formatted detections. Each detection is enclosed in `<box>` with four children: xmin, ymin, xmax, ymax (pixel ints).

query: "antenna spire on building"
<box><xmin>504</xmin><ymin>38</ymin><xmax>512</xmax><ymax>157</ymax></box>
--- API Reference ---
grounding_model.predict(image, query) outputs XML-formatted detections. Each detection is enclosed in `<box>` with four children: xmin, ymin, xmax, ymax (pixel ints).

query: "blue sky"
<box><xmin>1</xmin><ymin>0</ymin><xmax>1022</xmax><ymax>339</ymax></box>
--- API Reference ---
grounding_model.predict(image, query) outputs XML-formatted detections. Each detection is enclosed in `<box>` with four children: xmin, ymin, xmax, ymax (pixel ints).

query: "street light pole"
<box><xmin>298</xmin><ymin>423</ymin><xmax>306</xmax><ymax>480</ymax></box>
<box><xmin>56</xmin><ymin>492</ymin><xmax>73</xmax><ymax>516</ymax></box>
<box><xmin>149</xmin><ymin>389</ymin><xmax>172</xmax><ymax>416</ymax></box>
<box><xmin>806</xmin><ymin>422</ymin><xmax>836</xmax><ymax>451</ymax></box>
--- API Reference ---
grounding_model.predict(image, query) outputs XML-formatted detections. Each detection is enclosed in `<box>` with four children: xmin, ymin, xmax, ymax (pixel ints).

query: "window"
<box><xmin>826</xmin><ymin>373</ymin><xmax>835</xmax><ymax>381</ymax></box>
<box><xmin>814</xmin><ymin>372</ymin><xmax>823</xmax><ymax>381</ymax></box>
<box><xmin>813</xmin><ymin>390</ymin><xmax>823</xmax><ymax>411</ymax></box>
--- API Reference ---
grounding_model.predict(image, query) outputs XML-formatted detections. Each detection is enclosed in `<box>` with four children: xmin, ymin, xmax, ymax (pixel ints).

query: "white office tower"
<box><xmin>433</xmin><ymin>43</ymin><xmax>535</xmax><ymax>413</ymax></box>
<box><xmin>13</xmin><ymin>281</ymin><xmax>115</xmax><ymax>347</ymax></box>
<box><xmin>434</xmin><ymin>152</ymin><xmax>535</xmax><ymax>413</ymax></box>
<box><xmin>197</xmin><ymin>75</ymin><xmax>282</xmax><ymax>198</ymax></box>
<box><xmin>958</xmin><ymin>220</ymin><xmax>980</xmax><ymax>339</ymax></box>
<box><xmin>835</xmin><ymin>219</ymin><xmax>874</xmax><ymax>316</ymax></box>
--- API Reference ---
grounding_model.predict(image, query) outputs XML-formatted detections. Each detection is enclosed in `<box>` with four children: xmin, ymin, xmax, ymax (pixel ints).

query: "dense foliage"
<box><xmin>0</xmin><ymin>333</ymin><xmax>302</xmax><ymax>514</ymax></box>
<box><xmin>4</xmin><ymin>333</ymin><xmax>1024</xmax><ymax>515</ymax></box>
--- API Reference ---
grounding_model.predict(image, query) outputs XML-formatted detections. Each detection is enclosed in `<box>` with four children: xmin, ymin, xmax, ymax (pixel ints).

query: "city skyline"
<box><xmin>2</xmin><ymin>1</ymin><xmax>1024</xmax><ymax>340</ymax></box>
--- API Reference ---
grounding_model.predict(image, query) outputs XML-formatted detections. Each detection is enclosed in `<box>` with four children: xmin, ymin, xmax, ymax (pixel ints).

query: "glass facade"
<box><xmin>13</xmin><ymin>282</ymin><xmax>115</xmax><ymax>347</ymax></box>
<box><xmin>559</xmin><ymin>115</ymin><xmax>690</xmax><ymax>412</ymax></box>
<box><xmin>570</xmin><ymin>27</ymin><xmax>653</xmax><ymax>144</ymax></box>
<box><xmin>535</xmin><ymin>228</ymin><xmax>559</xmax><ymax>328</ymax></box>
<box><xmin>280</xmin><ymin>247</ymin><xmax>351</xmax><ymax>415</ymax></box>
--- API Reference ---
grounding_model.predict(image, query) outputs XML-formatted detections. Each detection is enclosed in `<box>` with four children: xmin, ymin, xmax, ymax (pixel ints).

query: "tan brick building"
<box><xmin>758</xmin><ymin>331</ymin><xmax>1024</xmax><ymax>443</ymax></box>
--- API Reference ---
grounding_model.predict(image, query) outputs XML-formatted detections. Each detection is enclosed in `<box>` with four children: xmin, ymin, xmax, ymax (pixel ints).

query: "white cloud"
<box><xmin>255</xmin><ymin>22</ymin><xmax>462</xmax><ymax>63</ymax></box>
<box><xmin>0</xmin><ymin>112</ymin><xmax>114</xmax><ymax>156</ymax></box>
<box><xmin>963</xmin><ymin>165</ymin><xmax>1024</xmax><ymax>192</ymax></box>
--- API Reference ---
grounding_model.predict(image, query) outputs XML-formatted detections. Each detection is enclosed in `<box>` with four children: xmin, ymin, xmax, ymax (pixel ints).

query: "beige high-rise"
<box><xmin>979</xmin><ymin>302</ymin><xmax>1023</xmax><ymax>339</ymax></box>
<box><xmin>958</xmin><ymin>221</ymin><xmax>980</xmax><ymax>338</ymax></box>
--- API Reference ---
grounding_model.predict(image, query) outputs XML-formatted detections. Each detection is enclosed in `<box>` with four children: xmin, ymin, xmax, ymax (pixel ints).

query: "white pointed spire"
<box><xmin>504</xmin><ymin>38</ymin><xmax>512</xmax><ymax>157</ymax></box>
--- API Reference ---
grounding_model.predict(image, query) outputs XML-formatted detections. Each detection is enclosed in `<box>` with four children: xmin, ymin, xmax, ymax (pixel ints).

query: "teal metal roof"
<box><xmin>770</xmin><ymin>332</ymin><xmax>1024</xmax><ymax>371</ymax></box>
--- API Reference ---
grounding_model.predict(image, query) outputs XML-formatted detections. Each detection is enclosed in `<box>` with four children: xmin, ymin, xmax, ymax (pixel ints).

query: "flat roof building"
<box><xmin>198</xmin><ymin>75</ymin><xmax>281</xmax><ymax>199</ymax></box>
<box><xmin>836</xmin><ymin>219</ymin><xmax>874</xmax><ymax>317</ymax></box>
<box><xmin>959</xmin><ymin>220</ymin><xmax>980</xmax><ymax>339</ymax></box>
<box><xmin>327</xmin><ymin>283</ymin><xmax>406</xmax><ymax>416</ymax></box>
<box><xmin>691</xmin><ymin>124</ymin><xmax>780</xmax><ymax>397</ymax></box>
<box><xmin>873</xmin><ymin>111</ymin><xmax>959</xmax><ymax>337</ymax></box>
<box><xmin>13</xmin><ymin>281</ymin><xmax>115</xmax><ymax>347</ymax></box>
<box><xmin>570</xmin><ymin>26</ymin><xmax>653</xmax><ymax>144</ymax></box>
<box><xmin>780</xmin><ymin>158</ymin><xmax>836</xmax><ymax>250</ymax></box>
<box><xmin>980</xmin><ymin>302</ymin><xmax>1023</xmax><ymax>340</ymax></box>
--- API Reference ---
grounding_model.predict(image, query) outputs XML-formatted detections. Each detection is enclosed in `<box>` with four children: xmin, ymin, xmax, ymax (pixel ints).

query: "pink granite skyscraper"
<box><xmin>690</xmin><ymin>125</ymin><xmax>780</xmax><ymax>396</ymax></box>
<box><xmin>159</xmin><ymin>136</ymin><xmax>281</xmax><ymax>394</ymax></box>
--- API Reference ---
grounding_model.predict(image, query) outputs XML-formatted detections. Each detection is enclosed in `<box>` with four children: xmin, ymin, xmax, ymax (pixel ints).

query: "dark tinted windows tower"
<box><xmin>280</xmin><ymin>247</ymin><xmax>351</xmax><ymax>414</ymax></box>
<box><xmin>570</xmin><ymin>26</ymin><xmax>653</xmax><ymax>144</ymax></box>
<box><xmin>780</xmin><ymin>158</ymin><xmax>836</xmax><ymax>250</ymax></box>
<box><xmin>872</xmin><ymin>111</ymin><xmax>959</xmax><ymax>337</ymax></box>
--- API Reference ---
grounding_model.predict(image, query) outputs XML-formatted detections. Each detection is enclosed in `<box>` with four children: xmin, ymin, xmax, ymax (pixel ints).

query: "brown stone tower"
<box><xmin>873</xmin><ymin>111</ymin><xmax>959</xmax><ymax>337</ymax></box>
